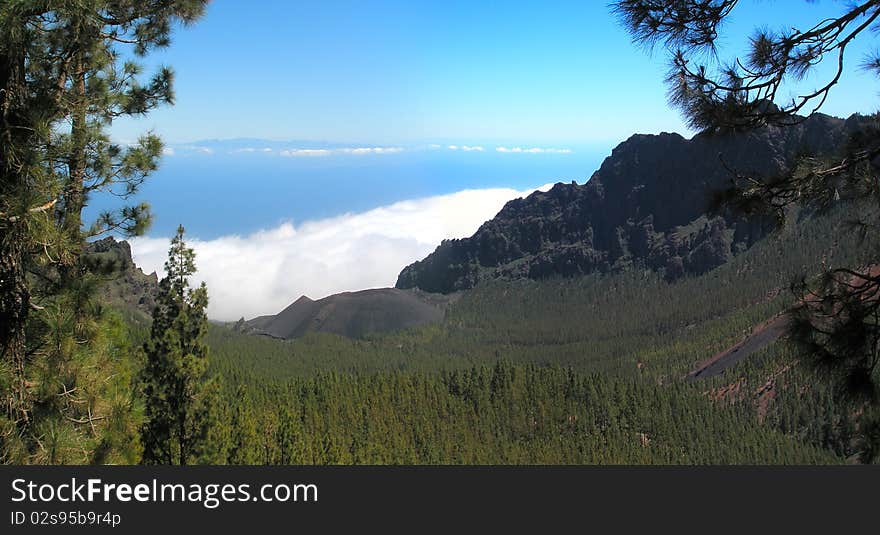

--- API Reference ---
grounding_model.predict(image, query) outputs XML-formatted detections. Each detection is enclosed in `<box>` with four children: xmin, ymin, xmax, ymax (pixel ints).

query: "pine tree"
<box><xmin>140</xmin><ymin>226</ymin><xmax>213</xmax><ymax>465</ymax></box>
<box><xmin>193</xmin><ymin>381</ymin><xmax>231</xmax><ymax>465</ymax></box>
<box><xmin>1</xmin><ymin>1</ymin><xmax>206</xmax><ymax>464</ymax></box>
<box><xmin>226</xmin><ymin>385</ymin><xmax>261</xmax><ymax>465</ymax></box>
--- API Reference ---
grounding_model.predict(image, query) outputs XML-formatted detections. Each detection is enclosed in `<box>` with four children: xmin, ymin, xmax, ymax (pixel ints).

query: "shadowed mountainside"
<box><xmin>397</xmin><ymin>113</ymin><xmax>865</xmax><ymax>293</ymax></box>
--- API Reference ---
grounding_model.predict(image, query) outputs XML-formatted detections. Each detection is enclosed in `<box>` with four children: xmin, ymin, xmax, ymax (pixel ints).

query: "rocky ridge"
<box><xmin>397</xmin><ymin>113</ymin><xmax>864</xmax><ymax>293</ymax></box>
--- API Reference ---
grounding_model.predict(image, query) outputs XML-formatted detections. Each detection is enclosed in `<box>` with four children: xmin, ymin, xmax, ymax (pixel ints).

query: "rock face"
<box><xmin>242</xmin><ymin>288</ymin><xmax>455</xmax><ymax>340</ymax></box>
<box><xmin>397</xmin><ymin>113</ymin><xmax>860</xmax><ymax>294</ymax></box>
<box><xmin>85</xmin><ymin>237</ymin><xmax>159</xmax><ymax>320</ymax></box>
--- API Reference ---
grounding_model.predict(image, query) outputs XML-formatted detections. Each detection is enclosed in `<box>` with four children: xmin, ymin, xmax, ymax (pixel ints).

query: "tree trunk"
<box><xmin>0</xmin><ymin>34</ymin><xmax>32</xmax><ymax>427</ymax></box>
<box><xmin>61</xmin><ymin>51</ymin><xmax>87</xmax><ymax>284</ymax></box>
<box><xmin>0</xmin><ymin>227</ymin><xmax>30</xmax><ymax>425</ymax></box>
<box><xmin>66</xmin><ymin>60</ymin><xmax>86</xmax><ymax>233</ymax></box>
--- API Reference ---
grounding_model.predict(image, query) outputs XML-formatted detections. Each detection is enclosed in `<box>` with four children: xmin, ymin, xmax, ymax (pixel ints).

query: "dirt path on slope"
<box><xmin>687</xmin><ymin>315</ymin><xmax>790</xmax><ymax>380</ymax></box>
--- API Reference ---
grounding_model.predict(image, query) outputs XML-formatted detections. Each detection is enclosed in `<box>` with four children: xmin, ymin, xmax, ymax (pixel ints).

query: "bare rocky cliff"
<box><xmin>85</xmin><ymin>236</ymin><xmax>159</xmax><ymax>322</ymax></box>
<box><xmin>396</xmin><ymin>113</ymin><xmax>863</xmax><ymax>293</ymax></box>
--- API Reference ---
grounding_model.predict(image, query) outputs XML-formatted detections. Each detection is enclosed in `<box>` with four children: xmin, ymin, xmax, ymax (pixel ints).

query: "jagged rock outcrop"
<box><xmin>397</xmin><ymin>113</ymin><xmax>862</xmax><ymax>293</ymax></box>
<box><xmin>85</xmin><ymin>236</ymin><xmax>159</xmax><ymax>320</ymax></box>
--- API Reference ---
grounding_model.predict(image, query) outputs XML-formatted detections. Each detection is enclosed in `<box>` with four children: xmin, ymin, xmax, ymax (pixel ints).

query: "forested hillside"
<box><xmin>192</xmin><ymin>200</ymin><xmax>877</xmax><ymax>464</ymax></box>
<box><xmin>4</xmin><ymin>0</ymin><xmax>879</xmax><ymax>470</ymax></box>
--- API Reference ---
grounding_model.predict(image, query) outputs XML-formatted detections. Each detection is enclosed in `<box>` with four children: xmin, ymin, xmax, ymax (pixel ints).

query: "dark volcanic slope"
<box><xmin>243</xmin><ymin>288</ymin><xmax>453</xmax><ymax>340</ymax></box>
<box><xmin>397</xmin><ymin>113</ymin><xmax>864</xmax><ymax>293</ymax></box>
<box><xmin>688</xmin><ymin>315</ymin><xmax>790</xmax><ymax>380</ymax></box>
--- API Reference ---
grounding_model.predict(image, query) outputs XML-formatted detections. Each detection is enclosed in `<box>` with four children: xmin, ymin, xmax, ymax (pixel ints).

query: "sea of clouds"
<box><xmin>129</xmin><ymin>184</ymin><xmax>552</xmax><ymax>321</ymax></box>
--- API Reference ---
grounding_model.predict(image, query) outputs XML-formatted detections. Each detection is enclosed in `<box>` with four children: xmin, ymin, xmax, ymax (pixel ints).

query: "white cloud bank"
<box><xmin>177</xmin><ymin>145</ymin><xmax>214</xmax><ymax>155</ymax></box>
<box><xmin>232</xmin><ymin>147</ymin><xmax>274</xmax><ymax>154</ymax></box>
<box><xmin>166</xmin><ymin>143</ymin><xmax>573</xmax><ymax>158</ymax></box>
<box><xmin>496</xmin><ymin>146</ymin><xmax>571</xmax><ymax>154</ymax></box>
<box><xmin>340</xmin><ymin>147</ymin><xmax>403</xmax><ymax>155</ymax></box>
<box><xmin>279</xmin><ymin>148</ymin><xmax>331</xmax><ymax>157</ymax></box>
<box><xmin>278</xmin><ymin>146</ymin><xmax>403</xmax><ymax>157</ymax></box>
<box><xmin>448</xmin><ymin>145</ymin><xmax>484</xmax><ymax>152</ymax></box>
<box><xmin>129</xmin><ymin>184</ymin><xmax>552</xmax><ymax>321</ymax></box>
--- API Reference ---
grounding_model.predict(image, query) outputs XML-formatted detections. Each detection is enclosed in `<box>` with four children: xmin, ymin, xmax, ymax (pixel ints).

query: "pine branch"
<box><xmin>0</xmin><ymin>198</ymin><xmax>57</xmax><ymax>222</ymax></box>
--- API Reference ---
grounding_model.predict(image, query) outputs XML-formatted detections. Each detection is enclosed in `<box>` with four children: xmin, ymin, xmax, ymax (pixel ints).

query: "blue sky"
<box><xmin>113</xmin><ymin>0</ymin><xmax>880</xmax><ymax>146</ymax></box>
<box><xmin>104</xmin><ymin>0</ymin><xmax>880</xmax><ymax>318</ymax></box>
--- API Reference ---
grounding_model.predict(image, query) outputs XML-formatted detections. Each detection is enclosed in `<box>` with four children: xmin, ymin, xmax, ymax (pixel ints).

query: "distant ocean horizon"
<box><xmin>86</xmin><ymin>139</ymin><xmax>612</xmax><ymax>240</ymax></box>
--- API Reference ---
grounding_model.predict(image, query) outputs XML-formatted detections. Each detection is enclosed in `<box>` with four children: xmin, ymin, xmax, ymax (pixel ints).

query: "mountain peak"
<box><xmin>243</xmin><ymin>288</ymin><xmax>455</xmax><ymax>340</ymax></box>
<box><xmin>396</xmin><ymin>113</ymin><xmax>855</xmax><ymax>293</ymax></box>
<box><xmin>85</xmin><ymin>236</ymin><xmax>159</xmax><ymax>322</ymax></box>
